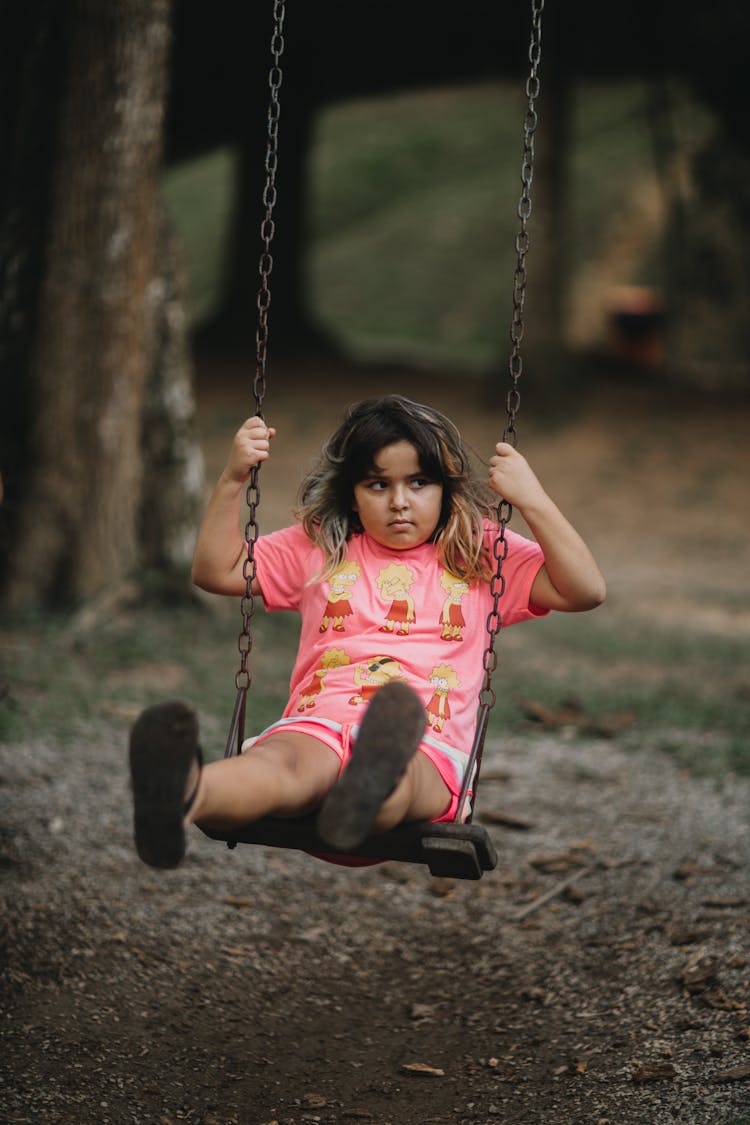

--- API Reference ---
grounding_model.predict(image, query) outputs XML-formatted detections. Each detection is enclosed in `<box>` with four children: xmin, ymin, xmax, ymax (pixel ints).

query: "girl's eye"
<box><xmin>365</xmin><ymin>479</ymin><xmax>387</xmax><ymax>490</ymax></box>
<box><xmin>411</xmin><ymin>477</ymin><xmax>431</xmax><ymax>489</ymax></box>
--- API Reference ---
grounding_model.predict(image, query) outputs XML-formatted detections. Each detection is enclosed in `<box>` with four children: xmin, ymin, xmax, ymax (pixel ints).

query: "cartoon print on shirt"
<box><xmin>296</xmin><ymin>648</ymin><xmax>350</xmax><ymax>711</ymax></box>
<box><xmin>376</xmin><ymin>562</ymin><xmax>416</xmax><ymax>635</ymax></box>
<box><xmin>348</xmin><ymin>655</ymin><xmax>405</xmax><ymax>706</ymax></box>
<box><xmin>426</xmin><ymin>662</ymin><xmax>460</xmax><ymax>733</ymax></box>
<box><xmin>439</xmin><ymin>569</ymin><xmax>471</xmax><ymax>641</ymax></box>
<box><xmin>319</xmin><ymin>560</ymin><xmax>362</xmax><ymax>633</ymax></box>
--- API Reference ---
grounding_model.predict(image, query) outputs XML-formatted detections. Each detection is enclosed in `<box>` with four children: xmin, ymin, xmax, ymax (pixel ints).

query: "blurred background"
<box><xmin>1</xmin><ymin>1</ymin><xmax>748</xmax><ymax>772</ymax></box>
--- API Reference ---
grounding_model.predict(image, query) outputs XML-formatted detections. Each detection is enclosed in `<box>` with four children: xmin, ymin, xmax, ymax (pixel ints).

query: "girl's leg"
<box><xmin>129</xmin><ymin>701</ymin><xmax>340</xmax><ymax>868</ymax></box>
<box><xmin>191</xmin><ymin>733</ymin><xmax>340</xmax><ymax>829</ymax></box>
<box><xmin>372</xmin><ymin>750</ymin><xmax>453</xmax><ymax>832</ymax></box>
<box><xmin>316</xmin><ymin>682</ymin><xmax>438</xmax><ymax>851</ymax></box>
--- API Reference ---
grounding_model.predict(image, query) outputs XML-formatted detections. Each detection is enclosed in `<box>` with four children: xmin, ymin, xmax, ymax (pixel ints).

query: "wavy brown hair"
<box><xmin>296</xmin><ymin>396</ymin><xmax>495</xmax><ymax>581</ymax></box>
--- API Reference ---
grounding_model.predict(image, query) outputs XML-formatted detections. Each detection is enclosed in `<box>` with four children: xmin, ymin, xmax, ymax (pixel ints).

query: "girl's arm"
<box><xmin>488</xmin><ymin>442</ymin><xmax>606</xmax><ymax>612</ymax></box>
<box><xmin>191</xmin><ymin>417</ymin><xmax>276</xmax><ymax>596</ymax></box>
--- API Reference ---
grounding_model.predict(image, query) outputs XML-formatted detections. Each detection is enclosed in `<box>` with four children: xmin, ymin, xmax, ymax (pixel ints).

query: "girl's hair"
<box><xmin>296</xmin><ymin>395</ymin><xmax>495</xmax><ymax>581</ymax></box>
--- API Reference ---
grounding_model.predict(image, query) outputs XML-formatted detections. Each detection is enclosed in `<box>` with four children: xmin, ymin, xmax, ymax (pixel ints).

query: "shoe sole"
<box><xmin>129</xmin><ymin>701</ymin><xmax>200</xmax><ymax>869</ymax></box>
<box><xmin>316</xmin><ymin>682</ymin><xmax>426</xmax><ymax>851</ymax></box>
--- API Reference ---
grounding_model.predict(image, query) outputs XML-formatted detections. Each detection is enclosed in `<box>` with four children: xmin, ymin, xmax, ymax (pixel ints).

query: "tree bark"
<box><xmin>2</xmin><ymin>0</ymin><xmax>187</xmax><ymax>609</ymax></box>
<box><xmin>519</xmin><ymin>1</ymin><xmax>571</xmax><ymax>373</ymax></box>
<box><xmin>138</xmin><ymin>207</ymin><xmax>205</xmax><ymax>581</ymax></box>
<box><xmin>0</xmin><ymin>0</ymin><xmax>68</xmax><ymax>586</ymax></box>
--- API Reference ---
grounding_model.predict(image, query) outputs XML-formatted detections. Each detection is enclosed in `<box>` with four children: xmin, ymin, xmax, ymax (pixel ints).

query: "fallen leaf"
<box><xmin>673</xmin><ymin>862</ymin><xmax>721</xmax><ymax>880</ymax></box>
<box><xmin>666</xmin><ymin>926</ymin><xmax>711</xmax><ymax>946</ymax></box>
<box><xmin>409</xmin><ymin>1003</ymin><xmax>436</xmax><ymax>1022</ymax></box>
<box><xmin>518</xmin><ymin>698</ymin><xmax>583</xmax><ymax>728</ymax></box>
<box><xmin>475</xmin><ymin>768</ymin><xmax>513</xmax><ymax>782</ymax></box>
<box><xmin>107</xmin><ymin>662</ymin><xmax>187</xmax><ymax>692</ymax></box>
<box><xmin>303</xmin><ymin>1093</ymin><xmax>327</xmax><ymax>1107</ymax></box>
<box><xmin>582</xmin><ymin>710</ymin><xmax>637</xmax><ymax>737</ymax></box>
<box><xmin>631</xmin><ymin>1061</ymin><xmax>677</xmax><ymax>1083</ymax></box>
<box><xmin>702</xmin><ymin>989</ymin><xmax>747</xmax><ymax>1012</ymax></box>
<box><xmin>223</xmin><ymin>896</ymin><xmax>253</xmax><ymax>908</ymax></box>
<box><xmin>480</xmin><ymin>809</ymin><xmax>534</xmax><ymax>831</ymax></box>
<box><xmin>529</xmin><ymin>851</ymin><xmax>581</xmax><ymax>873</ymax></box>
<box><xmin>517</xmin><ymin>697</ymin><xmax>635</xmax><ymax>737</ymax></box>
<box><xmin>702</xmin><ymin>896</ymin><xmax>750</xmax><ymax>908</ymax></box>
<box><xmin>709</xmin><ymin>1063</ymin><xmax>750</xmax><ymax>1083</ymax></box>
<box><xmin>679</xmin><ymin>955</ymin><xmax>720</xmax><ymax>994</ymax></box>
<box><xmin>402</xmin><ymin>1062</ymin><xmax>446</xmax><ymax>1076</ymax></box>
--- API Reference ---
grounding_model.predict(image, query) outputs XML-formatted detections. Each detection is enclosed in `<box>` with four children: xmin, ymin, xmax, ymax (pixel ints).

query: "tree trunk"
<box><xmin>2</xmin><ymin>0</ymin><xmax>184</xmax><ymax>609</ymax></box>
<box><xmin>520</xmin><ymin>1</ymin><xmax>571</xmax><ymax>374</ymax></box>
<box><xmin>0</xmin><ymin>0</ymin><xmax>68</xmax><ymax>588</ymax></box>
<box><xmin>666</xmin><ymin>128</ymin><xmax>750</xmax><ymax>385</ymax></box>
<box><xmin>203</xmin><ymin>13</ymin><xmax>327</xmax><ymax>354</ymax></box>
<box><xmin>215</xmin><ymin>105</ymin><xmax>317</xmax><ymax>352</ymax></box>
<box><xmin>138</xmin><ymin>206</ymin><xmax>205</xmax><ymax>581</ymax></box>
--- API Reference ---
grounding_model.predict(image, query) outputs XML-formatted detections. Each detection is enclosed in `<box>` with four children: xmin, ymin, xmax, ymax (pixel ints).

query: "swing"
<box><xmin>200</xmin><ymin>0</ymin><xmax>545</xmax><ymax>881</ymax></box>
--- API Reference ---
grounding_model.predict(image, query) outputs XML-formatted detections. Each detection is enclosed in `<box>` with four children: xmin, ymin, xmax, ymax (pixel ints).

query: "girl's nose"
<box><xmin>390</xmin><ymin>485</ymin><xmax>408</xmax><ymax>509</ymax></box>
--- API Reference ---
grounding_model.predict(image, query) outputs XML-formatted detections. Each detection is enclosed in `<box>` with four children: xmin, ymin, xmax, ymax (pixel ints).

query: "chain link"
<box><xmin>234</xmin><ymin>0</ymin><xmax>286</xmax><ymax>698</ymax></box>
<box><xmin>478</xmin><ymin>0</ymin><xmax>544</xmax><ymax>712</ymax></box>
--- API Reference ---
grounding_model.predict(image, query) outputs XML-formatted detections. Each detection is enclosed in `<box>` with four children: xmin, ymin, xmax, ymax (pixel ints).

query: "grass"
<box><xmin>163</xmin><ymin>147</ymin><xmax>237</xmax><ymax>324</ymax></box>
<box><xmin>163</xmin><ymin>78</ymin><xmax>713</xmax><ymax>369</ymax></box>
<box><xmin>0</xmin><ymin>600</ymin><xmax>294</xmax><ymax>755</ymax></box>
<box><xmin>484</xmin><ymin>610</ymin><xmax>750</xmax><ymax>778</ymax></box>
<box><xmin>3</xmin><ymin>598</ymin><xmax>748</xmax><ymax>779</ymax></box>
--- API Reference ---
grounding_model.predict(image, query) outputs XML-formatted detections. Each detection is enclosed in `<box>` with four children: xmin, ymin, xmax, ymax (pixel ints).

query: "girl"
<box><xmin>130</xmin><ymin>395</ymin><xmax>605</xmax><ymax>869</ymax></box>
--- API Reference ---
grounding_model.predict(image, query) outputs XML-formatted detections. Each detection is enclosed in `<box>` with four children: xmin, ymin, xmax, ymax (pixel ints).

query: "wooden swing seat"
<box><xmin>201</xmin><ymin>816</ymin><xmax>497</xmax><ymax>880</ymax></box>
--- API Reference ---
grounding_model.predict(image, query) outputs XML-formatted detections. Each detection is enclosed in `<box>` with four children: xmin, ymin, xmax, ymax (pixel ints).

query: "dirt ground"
<box><xmin>2</xmin><ymin>356</ymin><xmax>749</xmax><ymax>1125</ymax></box>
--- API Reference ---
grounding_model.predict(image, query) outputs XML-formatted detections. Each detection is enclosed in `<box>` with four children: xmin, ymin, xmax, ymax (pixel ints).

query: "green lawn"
<box><xmin>3</xmin><ymin>598</ymin><xmax>747</xmax><ymax>779</ymax></box>
<box><xmin>164</xmin><ymin>79</ymin><xmax>713</xmax><ymax>368</ymax></box>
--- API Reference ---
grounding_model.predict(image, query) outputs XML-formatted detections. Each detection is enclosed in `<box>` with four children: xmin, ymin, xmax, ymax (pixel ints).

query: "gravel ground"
<box><xmin>2</xmin><ymin>718</ymin><xmax>749</xmax><ymax>1125</ymax></box>
<box><xmin>3</xmin><ymin>366</ymin><xmax>749</xmax><ymax>1123</ymax></box>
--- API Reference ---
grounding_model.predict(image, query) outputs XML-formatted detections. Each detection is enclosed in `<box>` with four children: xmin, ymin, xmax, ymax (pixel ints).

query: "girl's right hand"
<box><xmin>224</xmin><ymin>416</ymin><xmax>276</xmax><ymax>483</ymax></box>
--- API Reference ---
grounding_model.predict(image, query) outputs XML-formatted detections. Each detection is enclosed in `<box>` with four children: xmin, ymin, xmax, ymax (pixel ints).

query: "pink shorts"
<box><xmin>242</xmin><ymin>715</ymin><xmax>473</xmax><ymax>827</ymax></box>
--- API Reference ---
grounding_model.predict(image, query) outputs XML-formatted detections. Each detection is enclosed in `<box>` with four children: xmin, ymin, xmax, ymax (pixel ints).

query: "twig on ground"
<box><xmin>511</xmin><ymin>865</ymin><xmax>595</xmax><ymax>922</ymax></box>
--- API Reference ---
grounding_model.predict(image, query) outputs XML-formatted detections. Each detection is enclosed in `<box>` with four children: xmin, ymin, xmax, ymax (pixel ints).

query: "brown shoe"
<box><xmin>129</xmin><ymin>701</ymin><xmax>202</xmax><ymax>869</ymax></box>
<box><xmin>316</xmin><ymin>682</ymin><xmax>425</xmax><ymax>851</ymax></box>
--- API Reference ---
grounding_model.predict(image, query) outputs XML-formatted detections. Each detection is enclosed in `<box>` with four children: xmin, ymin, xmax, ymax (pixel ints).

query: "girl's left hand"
<box><xmin>488</xmin><ymin>442</ymin><xmax>547</xmax><ymax>511</ymax></box>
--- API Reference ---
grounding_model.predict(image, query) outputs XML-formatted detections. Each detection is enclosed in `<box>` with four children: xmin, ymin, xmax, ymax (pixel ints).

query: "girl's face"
<box><xmin>352</xmin><ymin>441</ymin><xmax>443</xmax><ymax>551</ymax></box>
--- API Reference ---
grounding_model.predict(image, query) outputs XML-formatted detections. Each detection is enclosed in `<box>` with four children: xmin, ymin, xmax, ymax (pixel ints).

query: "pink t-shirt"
<box><xmin>253</xmin><ymin>521</ymin><xmax>547</xmax><ymax>761</ymax></box>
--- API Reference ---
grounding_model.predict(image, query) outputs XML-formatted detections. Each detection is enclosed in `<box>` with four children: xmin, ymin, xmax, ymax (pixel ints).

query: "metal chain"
<box><xmin>233</xmin><ymin>0</ymin><xmax>286</xmax><ymax>701</ymax></box>
<box><xmin>478</xmin><ymin>0</ymin><xmax>544</xmax><ymax>713</ymax></box>
<box><xmin>227</xmin><ymin>0</ymin><xmax>541</xmax><ymax>764</ymax></box>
